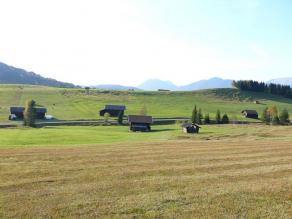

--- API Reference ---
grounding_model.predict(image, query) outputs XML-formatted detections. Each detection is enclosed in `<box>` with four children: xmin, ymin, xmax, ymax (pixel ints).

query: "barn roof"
<box><xmin>181</xmin><ymin>123</ymin><xmax>201</xmax><ymax>128</ymax></box>
<box><xmin>35</xmin><ymin>108</ymin><xmax>47</xmax><ymax>113</ymax></box>
<box><xmin>105</xmin><ymin>105</ymin><xmax>126</xmax><ymax>111</ymax></box>
<box><xmin>10</xmin><ymin>107</ymin><xmax>47</xmax><ymax>113</ymax></box>
<box><xmin>241</xmin><ymin>110</ymin><xmax>258</xmax><ymax>115</ymax></box>
<box><xmin>128</xmin><ymin>115</ymin><xmax>153</xmax><ymax>124</ymax></box>
<box><xmin>10</xmin><ymin>107</ymin><xmax>25</xmax><ymax>113</ymax></box>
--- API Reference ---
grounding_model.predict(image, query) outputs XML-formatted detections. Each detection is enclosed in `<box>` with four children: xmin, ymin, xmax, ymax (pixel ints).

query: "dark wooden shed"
<box><xmin>9</xmin><ymin>106</ymin><xmax>47</xmax><ymax>120</ymax></box>
<box><xmin>181</xmin><ymin>123</ymin><xmax>201</xmax><ymax>134</ymax></box>
<box><xmin>128</xmin><ymin>115</ymin><xmax>153</xmax><ymax>132</ymax></box>
<box><xmin>100</xmin><ymin>105</ymin><xmax>126</xmax><ymax>117</ymax></box>
<box><xmin>241</xmin><ymin>110</ymin><xmax>258</xmax><ymax>119</ymax></box>
<box><xmin>10</xmin><ymin>107</ymin><xmax>25</xmax><ymax>119</ymax></box>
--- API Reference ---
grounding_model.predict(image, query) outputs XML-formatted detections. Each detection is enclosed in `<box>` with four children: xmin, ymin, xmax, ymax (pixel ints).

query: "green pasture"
<box><xmin>0</xmin><ymin>85</ymin><xmax>292</xmax><ymax>122</ymax></box>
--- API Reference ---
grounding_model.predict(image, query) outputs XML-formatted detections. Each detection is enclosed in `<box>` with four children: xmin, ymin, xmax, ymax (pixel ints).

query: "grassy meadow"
<box><xmin>1</xmin><ymin>84</ymin><xmax>292</xmax><ymax>122</ymax></box>
<box><xmin>1</xmin><ymin>124</ymin><xmax>292</xmax><ymax>218</ymax></box>
<box><xmin>1</xmin><ymin>85</ymin><xmax>292</xmax><ymax>218</ymax></box>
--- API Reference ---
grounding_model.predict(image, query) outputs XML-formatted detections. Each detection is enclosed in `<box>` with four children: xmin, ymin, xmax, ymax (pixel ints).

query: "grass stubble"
<box><xmin>1</xmin><ymin>133</ymin><xmax>292</xmax><ymax>218</ymax></box>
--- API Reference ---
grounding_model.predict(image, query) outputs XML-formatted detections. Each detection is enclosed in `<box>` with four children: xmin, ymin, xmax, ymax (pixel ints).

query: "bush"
<box><xmin>204</xmin><ymin>113</ymin><xmax>210</xmax><ymax>124</ymax></box>
<box><xmin>23</xmin><ymin>100</ymin><xmax>36</xmax><ymax>127</ymax></box>
<box><xmin>272</xmin><ymin>115</ymin><xmax>280</xmax><ymax>125</ymax></box>
<box><xmin>222</xmin><ymin>113</ymin><xmax>229</xmax><ymax>124</ymax></box>
<box><xmin>118</xmin><ymin>111</ymin><xmax>124</xmax><ymax>125</ymax></box>
<box><xmin>216</xmin><ymin>109</ymin><xmax>221</xmax><ymax>124</ymax></box>
<box><xmin>279</xmin><ymin>108</ymin><xmax>290</xmax><ymax>124</ymax></box>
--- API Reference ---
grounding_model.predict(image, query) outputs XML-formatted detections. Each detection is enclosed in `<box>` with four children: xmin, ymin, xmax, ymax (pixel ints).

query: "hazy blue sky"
<box><xmin>0</xmin><ymin>0</ymin><xmax>291</xmax><ymax>85</ymax></box>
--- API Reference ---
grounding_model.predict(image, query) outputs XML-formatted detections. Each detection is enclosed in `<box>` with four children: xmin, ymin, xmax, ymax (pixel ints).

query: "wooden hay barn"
<box><xmin>10</xmin><ymin>107</ymin><xmax>25</xmax><ymax>119</ymax></box>
<box><xmin>181</xmin><ymin>123</ymin><xmax>201</xmax><ymax>134</ymax></box>
<box><xmin>9</xmin><ymin>107</ymin><xmax>47</xmax><ymax>120</ymax></box>
<box><xmin>128</xmin><ymin>115</ymin><xmax>153</xmax><ymax>132</ymax></box>
<box><xmin>241</xmin><ymin>110</ymin><xmax>258</xmax><ymax>119</ymax></box>
<box><xmin>99</xmin><ymin>105</ymin><xmax>126</xmax><ymax>117</ymax></box>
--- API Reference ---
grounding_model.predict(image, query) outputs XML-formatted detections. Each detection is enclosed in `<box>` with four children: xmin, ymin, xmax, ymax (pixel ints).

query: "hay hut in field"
<box><xmin>9</xmin><ymin>106</ymin><xmax>47</xmax><ymax>120</ymax></box>
<box><xmin>99</xmin><ymin>105</ymin><xmax>126</xmax><ymax>117</ymax></box>
<box><xmin>128</xmin><ymin>115</ymin><xmax>152</xmax><ymax>132</ymax></box>
<box><xmin>10</xmin><ymin>107</ymin><xmax>25</xmax><ymax>119</ymax></box>
<box><xmin>181</xmin><ymin>123</ymin><xmax>201</xmax><ymax>134</ymax></box>
<box><xmin>241</xmin><ymin>110</ymin><xmax>258</xmax><ymax>119</ymax></box>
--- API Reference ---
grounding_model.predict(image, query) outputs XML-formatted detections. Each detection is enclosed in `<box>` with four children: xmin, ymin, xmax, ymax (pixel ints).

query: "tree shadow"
<box><xmin>151</xmin><ymin>129</ymin><xmax>175</xmax><ymax>132</ymax></box>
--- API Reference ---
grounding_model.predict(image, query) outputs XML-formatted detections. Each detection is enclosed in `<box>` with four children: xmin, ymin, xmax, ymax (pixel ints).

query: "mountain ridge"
<box><xmin>0</xmin><ymin>62</ymin><xmax>76</xmax><ymax>88</ymax></box>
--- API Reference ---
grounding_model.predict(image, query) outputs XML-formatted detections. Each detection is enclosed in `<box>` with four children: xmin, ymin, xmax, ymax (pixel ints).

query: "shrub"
<box><xmin>204</xmin><ymin>113</ymin><xmax>210</xmax><ymax>124</ymax></box>
<box><xmin>23</xmin><ymin>100</ymin><xmax>36</xmax><ymax>127</ymax></box>
<box><xmin>191</xmin><ymin>105</ymin><xmax>198</xmax><ymax>124</ymax></box>
<box><xmin>215</xmin><ymin>109</ymin><xmax>221</xmax><ymax>124</ymax></box>
<box><xmin>222</xmin><ymin>113</ymin><xmax>229</xmax><ymax>124</ymax></box>
<box><xmin>272</xmin><ymin>115</ymin><xmax>280</xmax><ymax>125</ymax></box>
<box><xmin>104</xmin><ymin>112</ymin><xmax>110</xmax><ymax>124</ymax></box>
<box><xmin>118</xmin><ymin>111</ymin><xmax>124</xmax><ymax>125</ymax></box>
<box><xmin>279</xmin><ymin>109</ymin><xmax>290</xmax><ymax>124</ymax></box>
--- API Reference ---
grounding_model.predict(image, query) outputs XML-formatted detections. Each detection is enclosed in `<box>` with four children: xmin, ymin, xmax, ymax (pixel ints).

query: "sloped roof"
<box><xmin>105</xmin><ymin>105</ymin><xmax>126</xmax><ymax>111</ymax></box>
<box><xmin>10</xmin><ymin>107</ymin><xmax>47</xmax><ymax>113</ymax></box>
<box><xmin>10</xmin><ymin>107</ymin><xmax>25</xmax><ymax>113</ymax></box>
<box><xmin>241</xmin><ymin>110</ymin><xmax>258</xmax><ymax>115</ymax></box>
<box><xmin>181</xmin><ymin>123</ymin><xmax>201</xmax><ymax>128</ymax></box>
<box><xmin>128</xmin><ymin>115</ymin><xmax>153</xmax><ymax>124</ymax></box>
<box><xmin>35</xmin><ymin>108</ymin><xmax>47</xmax><ymax>113</ymax></box>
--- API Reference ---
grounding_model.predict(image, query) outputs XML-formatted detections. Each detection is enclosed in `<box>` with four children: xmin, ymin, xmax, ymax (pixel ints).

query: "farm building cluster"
<box><xmin>7</xmin><ymin>103</ymin><xmax>261</xmax><ymax>133</ymax></box>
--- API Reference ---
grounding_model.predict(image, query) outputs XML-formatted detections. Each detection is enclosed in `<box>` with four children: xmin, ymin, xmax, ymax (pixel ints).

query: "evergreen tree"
<box><xmin>198</xmin><ymin>108</ymin><xmax>203</xmax><ymax>124</ymax></box>
<box><xmin>279</xmin><ymin>108</ymin><xmax>290</xmax><ymax>124</ymax></box>
<box><xmin>191</xmin><ymin>105</ymin><xmax>198</xmax><ymax>124</ymax></box>
<box><xmin>23</xmin><ymin>100</ymin><xmax>36</xmax><ymax>127</ymax></box>
<box><xmin>222</xmin><ymin>113</ymin><xmax>229</xmax><ymax>124</ymax></box>
<box><xmin>215</xmin><ymin>109</ymin><xmax>221</xmax><ymax>124</ymax></box>
<box><xmin>118</xmin><ymin>111</ymin><xmax>124</xmax><ymax>125</ymax></box>
<box><xmin>204</xmin><ymin>113</ymin><xmax>210</xmax><ymax>124</ymax></box>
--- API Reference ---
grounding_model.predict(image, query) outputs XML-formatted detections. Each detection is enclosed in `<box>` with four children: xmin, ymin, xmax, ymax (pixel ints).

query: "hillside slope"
<box><xmin>0</xmin><ymin>85</ymin><xmax>292</xmax><ymax>122</ymax></box>
<box><xmin>0</xmin><ymin>62</ymin><xmax>75</xmax><ymax>88</ymax></box>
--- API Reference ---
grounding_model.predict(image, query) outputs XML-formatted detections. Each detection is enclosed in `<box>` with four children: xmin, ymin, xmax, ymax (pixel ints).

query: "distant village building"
<box><xmin>182</xmin><ymin>123</ymin><xmax>201</xmax><ymax>134</ymax></box>
<box><xmin>99</xmin><ymin>105</ymin><xmax>126</xmax><ymax>117</ymax></box>
<box><xmin>128</xmin><ymin>115</ymin><xmax>153</xmax><ymax>132</ymax></box>
<box><xmin>9</xmin><ymin>106</ymin><xmax>47</xmax><ymax>120</ymax></box>
<box><xmin>241</xmin><ymin>110</ymin><xmax>259</xmax><ymax>119</ymax></box>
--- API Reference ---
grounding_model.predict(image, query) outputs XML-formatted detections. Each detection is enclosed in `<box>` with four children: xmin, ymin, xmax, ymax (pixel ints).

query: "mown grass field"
<box><xmin>1</xmin><ymin>124</ymin><xmax>292</xmax><ymax>218</ymax></box>
<box><xmin>1</xmin><ymin>84</ymin><xmax>292</xmax><ymax>122</ymax></box>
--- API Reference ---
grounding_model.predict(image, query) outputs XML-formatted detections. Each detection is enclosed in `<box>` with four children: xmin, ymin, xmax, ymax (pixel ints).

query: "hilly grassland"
<box><xmin>1</xmin><ymin>85</ymin><xmax>292</xmax><ymax>218</ymax></box>
<box><xmin>1</xmin><ymin>84</ymin><xmax>292</xmax><ymax>122</ymax></box>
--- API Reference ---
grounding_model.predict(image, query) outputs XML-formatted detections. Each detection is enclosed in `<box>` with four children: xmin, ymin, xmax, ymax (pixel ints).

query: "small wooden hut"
<box><xmin>100</xmin><ymin>105</ymin><xmax>126</xmax><ymax>117</ymax></box>
<box><xmin>182</xmin><ymin>123</ymin><xmax>201</xmax><ymax>134</ymax></box>
<box><xmin>241</xmin><ymin>110</ymin><xmax>258</xmax><ymax>119</ymax></box>
<box><xmin>128</xmin><ymin>115</ymin><xmax>153</xmax><ymax>132</ymax></box>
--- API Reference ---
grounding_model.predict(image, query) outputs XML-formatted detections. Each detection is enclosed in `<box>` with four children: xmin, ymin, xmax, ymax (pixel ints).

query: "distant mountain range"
<box><xmin>137</xmin><ymin>77</ymin><xmax>233</xmax><ymax>91</ymax></box>
<box><xmin>267</xmin><ymin>78</ymin><xmax>292</xmax><ymax>87</ymax></box>
<box><xmin>92</xmin><ymin>84</ymin><xmax>141</xmax><ymax>91</ymax></box>
<box><xmin>1</xmin><ymin>61</ymin><xmax>292</xmax><ymax>90</ymax></box>
<box><xmin>0</xmin><ymin>62</ymin><xmax>75</xmax><ymax>88</ymax></box>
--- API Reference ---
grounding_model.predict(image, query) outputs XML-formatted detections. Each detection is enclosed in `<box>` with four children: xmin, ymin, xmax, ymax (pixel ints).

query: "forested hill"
<box><xmin>0</xmin><ymin>62</ymin><xmax>76</xmax><ymax>88</ymax></box>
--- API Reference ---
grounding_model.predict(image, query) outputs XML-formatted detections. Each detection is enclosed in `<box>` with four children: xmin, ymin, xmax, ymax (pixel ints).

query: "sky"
<box><xmin>0</xmin><ymin>0</ymin><xmax>292</xmax><ymax>86</ymax></box>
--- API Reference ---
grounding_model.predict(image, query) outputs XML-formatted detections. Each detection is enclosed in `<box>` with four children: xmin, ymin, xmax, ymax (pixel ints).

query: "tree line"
<box><xmin>232</xmin><ymin>80</ymin><xmax>292</xmax><ymax>98</ymax></box>
<box><xmin>191</xmin><ymin>105</ymin><xmax>229</xmax><ymax>125</ymax></box>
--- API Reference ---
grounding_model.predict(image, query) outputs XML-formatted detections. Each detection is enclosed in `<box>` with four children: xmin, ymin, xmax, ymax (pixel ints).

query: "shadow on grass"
<box><xmin>150</xmin><ymin>129</ymin><xmax>176</xmax><ymax>132</ymax></box>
